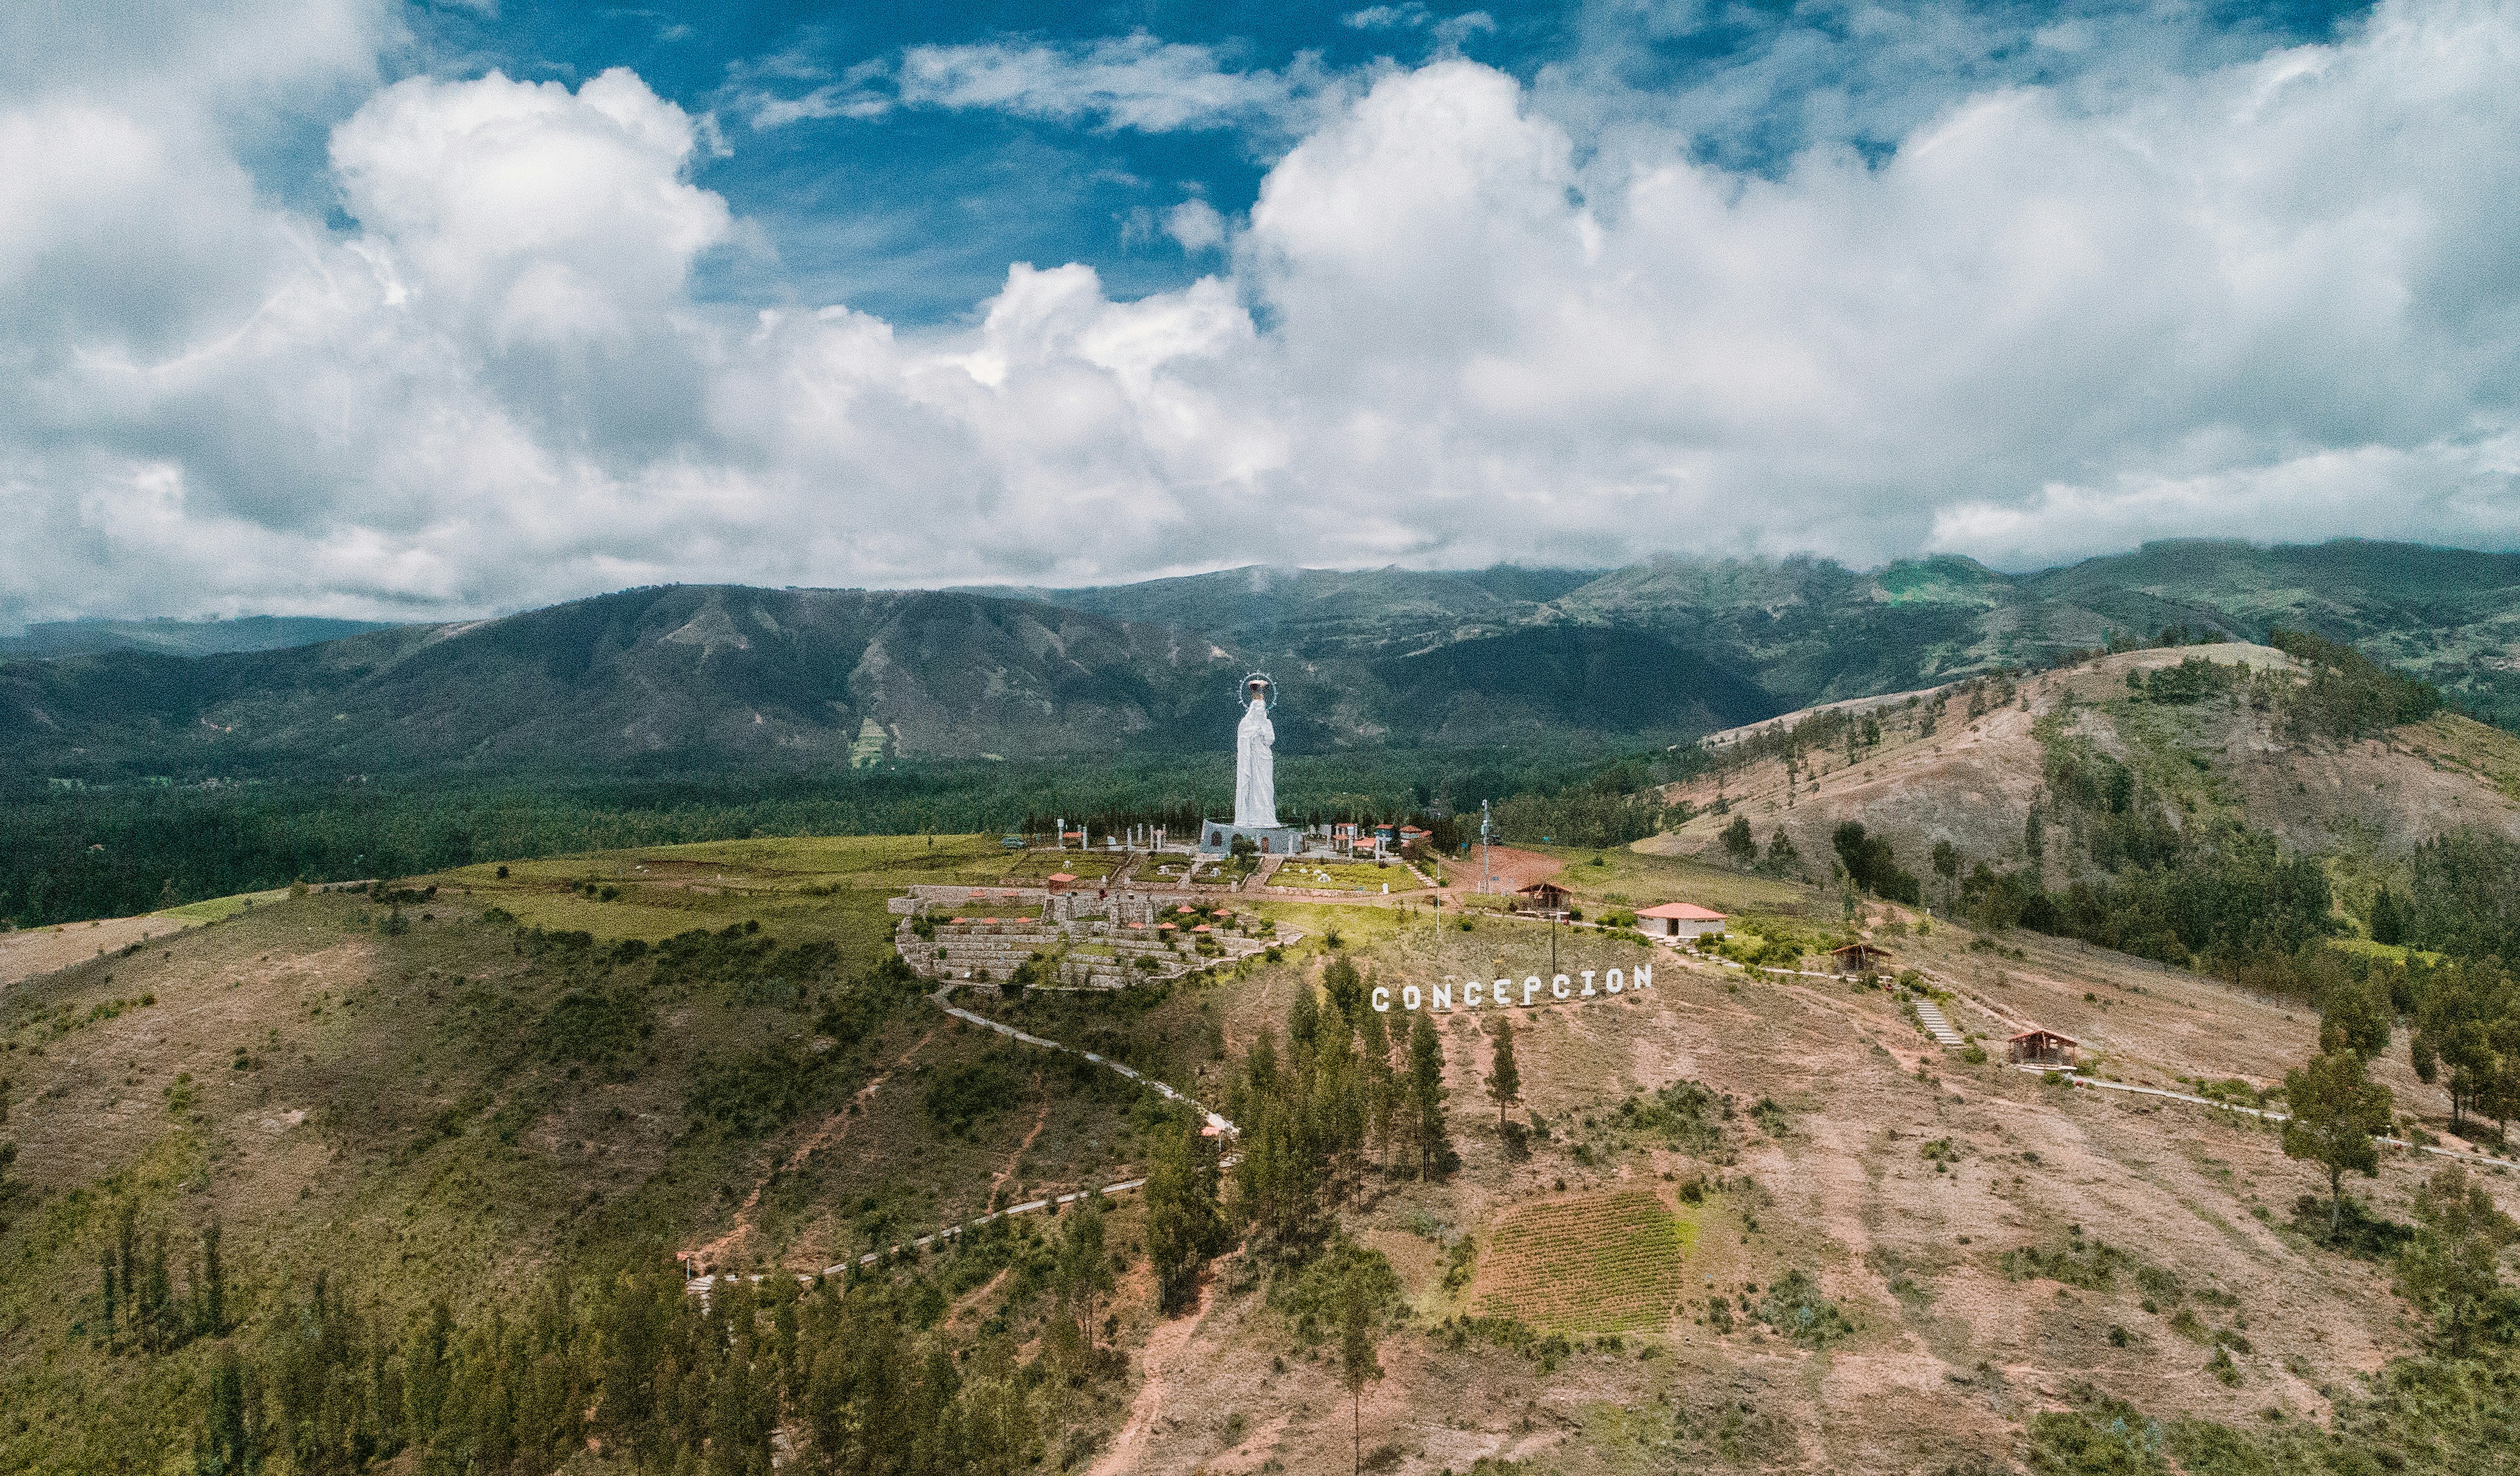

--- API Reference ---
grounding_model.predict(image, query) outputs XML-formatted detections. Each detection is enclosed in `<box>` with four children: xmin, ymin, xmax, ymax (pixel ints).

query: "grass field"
<box><xmin>1000</xmin><ymin>848</ymin><xmax>1124</xmax><ymax>883</ymax></box>
<box><xmin>1474</xmin><ymin>1189</ymin><xmax>1697</xmax><ymax>1333</ymax></box>
<box><xmin>1278</xmin><ymin>859</ymin><xmax>1422</xmax><ymax>892</ymax></box>
<box><xmin>2331</xmin><ymin>936</ymin><xmax>2448</xmax><ymax>968</ymax></box>
<box><xmin>1542</xmin><ymin>845</ymin><xmax>1813</xmax><ymax>918</ymax></box>
<box><xmin>432</xmin><ymin>833</ymin><xmax>1015</xmax><ymax>961</ymax></box>
<box><xmin>2408</xmin><ymin>713</ymin><xmax>2520</xmax><ymax>804</ymax></box>
<box><xmin>152</xmin><ymin>889</ymin><xmax>285</xmax><ymax>923</ymax></box>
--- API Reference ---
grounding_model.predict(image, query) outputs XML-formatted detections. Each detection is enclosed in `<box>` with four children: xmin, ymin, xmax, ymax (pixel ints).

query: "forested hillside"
<box><xmin>0</xmin><ymin>616</ymin><xmax>390</xmax><ymax>660</ymax></box>
<box><xmin>7</xmin><ymin>540</ymin><xmax>2519</xmax><ymax>931</ymax></box>
<box><xmin>1662</xmin><ymin>633</ymin><xmax>2520</xmax><ymax>994</ymax></box>
<box><xmin>10</xmin><ymin>540</ymin><xmax>2519</xmax><ymax>790</ymax></box>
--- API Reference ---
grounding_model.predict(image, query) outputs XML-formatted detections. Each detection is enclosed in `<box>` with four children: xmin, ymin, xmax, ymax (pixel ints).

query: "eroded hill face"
<box><xmin>1656</xmin><ymin>643</ymin><xmax>2520</xmax><ymax>890</ymax></box>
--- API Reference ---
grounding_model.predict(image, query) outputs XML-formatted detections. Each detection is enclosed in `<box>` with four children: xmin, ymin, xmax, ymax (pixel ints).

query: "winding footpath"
<box><xmin>2049</xmin><ymin>1071</ymin><xmax>2512</xmax><ymax>1168</ymax></box>
<box><xmin>693</xmin><ymin>914</ymin><xmax>2512</xmax><ymax>1302</ymax></box>
<box><xmin>687</xmin><ymin>979</ymin><xmax>1241</xmax><ymax>1299</ymax></box>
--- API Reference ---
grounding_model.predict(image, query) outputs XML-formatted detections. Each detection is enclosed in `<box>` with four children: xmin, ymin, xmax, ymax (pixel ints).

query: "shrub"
<box><xmin>1754</xmin><ymin>1269</ymin><xmax>1854</xmax><ymax>1347</ymax></box>
<box><xmin>530</xmin><ymin>985</ymin><xmax>652</xmax><ymax>1073</ymax></box>
<box><xmin>923</xmin><ymin>1055</ymin><xmax>1026</xmax><ymax>1138</ymax></box>
<box><xmin>2001</xmin><ymin>1233</ymin><xmax>2130</xmax><ymax>1290</ymax></box>
<box><xmin>686</xmin><ymin>1043</ymin><xmax>832</xmax><ymax>1136</ymax></box>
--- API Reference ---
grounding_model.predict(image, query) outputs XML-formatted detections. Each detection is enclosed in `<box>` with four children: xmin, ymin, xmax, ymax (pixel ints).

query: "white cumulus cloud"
<box><xmin>895</xmin><ymin>33</ymin><xmax>1351</xmax><ymax>137</ymax></box>
<box><xmin>1</xmin><ymin>0</ymin><xmax>2517</xmax><ymax>622</ymax></box>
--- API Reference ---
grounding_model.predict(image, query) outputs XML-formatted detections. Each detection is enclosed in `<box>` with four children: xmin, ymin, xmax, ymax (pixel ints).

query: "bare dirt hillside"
<box><xmin>9</xmin><ymin>838</ymin><xmax>2515</xmax><ymax>1473</ymax></box>
<box><xmin>0</xmin><ymin>913</ymin><xmax>204</xmax><ymax>990</ymax></box>
<box><xmin>1082</xmin><ymin>905</ymin><xmax>2519</xmax><ymax>1474</ymax></box>
<box><xmin>1656</xmin><ymin>643</ymin><xmax>2520</xmax><ymax>884</ymax></box>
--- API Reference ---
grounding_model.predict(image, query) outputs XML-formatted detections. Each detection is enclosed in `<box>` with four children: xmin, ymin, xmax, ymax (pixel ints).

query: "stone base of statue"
<box><xmin>1197</xmin><ymin>822</ymin><xmax>1307</xmax><ymax>857</ymax></box>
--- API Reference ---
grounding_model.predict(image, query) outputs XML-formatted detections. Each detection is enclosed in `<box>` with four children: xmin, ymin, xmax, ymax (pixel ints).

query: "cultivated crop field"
<box><xmin>1474</xmin><ymin>1188</ymin><xmax>1696</xmax><ymax>1332</ymax></box>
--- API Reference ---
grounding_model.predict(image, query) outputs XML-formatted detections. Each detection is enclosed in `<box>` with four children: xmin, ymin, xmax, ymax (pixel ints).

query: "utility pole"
<box><xmin>1480</xmin><ymin>799</ymin><xmax>1493</xmax><ymax>898</ymax></box>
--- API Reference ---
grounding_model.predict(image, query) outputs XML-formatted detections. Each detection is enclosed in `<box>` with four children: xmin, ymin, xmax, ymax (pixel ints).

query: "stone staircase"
<box><xmin>1912</xmin><ymin>999</ymin><xmax>1967</xmax><ymax>1047</ymax></box>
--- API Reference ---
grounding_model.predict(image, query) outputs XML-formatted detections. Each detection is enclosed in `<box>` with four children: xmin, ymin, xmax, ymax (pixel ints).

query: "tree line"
<box><xmin>157</xmin><ymin>944</ymin><xmax>1477</xmax><ymax>1474</ymax></box>
<box><xmin>162</xmin><ymin>1118</ymin><xmax>1225</xmax><ymax>1475</ymax></box>
<box><xmin>1228</xmin><ymin>956</ymin><xmax>1455</xmax><ymax>1256</ymax></box>
<box><xmin>2277</xmin><ymin>979</ymin><xmax>2518</xmax><ymax>1364</ymax></box>
<box><xmin>0</xmin><ymin>739</ymin><xmax>1634</xmax><ymax>929</ymax></box>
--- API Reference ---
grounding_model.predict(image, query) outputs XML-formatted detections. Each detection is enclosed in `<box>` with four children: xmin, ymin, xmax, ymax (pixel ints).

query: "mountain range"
<box><xmin>0</xmin><ymin>614</ymin><xmax>389</xmax><ymax>660</ymax></box>
<box><xmin>4</xmin><ymin>539</ymin><xmax>2515</xmax><ymax>780</ymax></box>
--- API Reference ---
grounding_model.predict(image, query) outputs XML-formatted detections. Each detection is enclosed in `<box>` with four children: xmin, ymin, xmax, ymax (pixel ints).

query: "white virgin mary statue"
<box><xmin>1234</xmin><ymin>676</ymin><xmax>1278</xmax><ymax>829</ymax></box>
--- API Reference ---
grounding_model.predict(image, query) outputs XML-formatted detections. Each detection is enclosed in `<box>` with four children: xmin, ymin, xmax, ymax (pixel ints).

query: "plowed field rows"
<box><xmin>1474</xmin><ymin>1189</ymin><xmax>1694</xmax><ymax>1332</ymax></box>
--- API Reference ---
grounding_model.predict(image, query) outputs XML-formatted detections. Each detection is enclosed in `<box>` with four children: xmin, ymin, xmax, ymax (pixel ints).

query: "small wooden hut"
<box><xmin>2007</xmin><ymin>1029</ymin><xmax>2079</xmax><ymax>1068</ymax></box>
<box><xmin>1515</xmin><ymin>880</ymin><xmax>1574</xmax><ymax>912</ymax></box>
<box><xmin>1830</xmin><ymin>942</ymin><xmax>1893</xmax><ymax>974</ymax></box>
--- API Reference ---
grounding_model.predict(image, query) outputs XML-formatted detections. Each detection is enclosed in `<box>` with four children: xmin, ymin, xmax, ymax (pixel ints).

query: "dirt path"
<box><xmin>947</xmin><ymin>1266</ymin><xmax>1014</xmax><ymax>1328</ymax></box>
<box><xmin>686</xmin><ymin>1021</ymin><xmax>944</xmax><ymax>1271</ymax></box>
<box><xmin>988</xmin><ymin>1078</ymin><xmax>1050</xmax><ymax>1201</ymax></box>
<box><xmin>688</xmin><ymin>987</ymin><xmax>1246</xmax><ymax>1296</ymax></box>
<box><xmin>1087</xmin><ymin>1281</ymin><xmax>1216</xmax><ymax>1476</ymax></box>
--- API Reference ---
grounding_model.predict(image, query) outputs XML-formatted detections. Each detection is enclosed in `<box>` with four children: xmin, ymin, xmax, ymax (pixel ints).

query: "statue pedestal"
<box><xmin>1197</xmin><ymin>822</ymin><xmax>1306</xmax><ymax>856</ymax></box>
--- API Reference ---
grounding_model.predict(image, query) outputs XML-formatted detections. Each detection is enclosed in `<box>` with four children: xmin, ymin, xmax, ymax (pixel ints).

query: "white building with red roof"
<box><xmin>1634</xmin><ymin>902</ymin><xmax>1727</xmax><ymax>940</ymax></box>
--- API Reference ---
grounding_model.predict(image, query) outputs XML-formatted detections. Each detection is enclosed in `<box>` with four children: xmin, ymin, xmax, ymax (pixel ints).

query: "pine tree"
<box><xmin>1357</xmin><ymin>1006</ymin><xmax>1395</xmax><ymax>1171</ymax></box>
<box><xmin>116</xmin><ymin>1201</ymin><xmax>139</xmax><ymax>1331</ymax></box>
<box><xmin>1323</xmin><ymin>955</ymin><xmax>1365</xmax><ymax>1020</ymax></box>
<box><xmin>1310</xmin><ymin>1016</ymin><xmax>1366</xmax><ymax>1202</ymax></box>
<box><xmin>2398</xmin><ymin>1164</ymin><xmax>2520</xmax><ymax>1356</ymax></box>
<box><xmin>956</xmin><ymin>1373</ymin><xmax>1036</xmax><ymax>1476</ymax></box>
<box><xmin>2281</xmin><ymin>1050</ymin><xmax>2394</xmax><ymax>1238</ymax></box>
<box><xmin>2371</xmin><ymin>884</ymin><xmax>2407</xmax><ymax>946</ymax></box>
<box><xmin>199</xmin><ymin>1348</ymin><xmax>251</xmax><ymax>1474</ymax></box>
<box><xmin>1146</xmin><ymin>1120</ymin><xmax>1224</xmax><ymax>1314</ymax></box>
<box><xmin>143</xmin><ymin>1227</ymin><xmax>171</xmax><ymax>1352</ymax></box>
<box><xmin>1057</xmin><ymin>1195</ymin><xmax>1114</xmax><ymax>1352</ymax></box>
<box><xmin>1487</xmin><ymin>1018</ymin><xmax>1520</xmax><ymax>1130</ymax></box>
<box><xmin>406</xmin><ymin>1299</ymin><xmax>454</xmax><ymax>1447</ymax></box>
<box><xmin>1288</xmin><ymin>983</ymin><xmax>1321</xmax><ymax>1055</ymax></box>
<box><xmin>1338</xmin><ymin>1261</ymin><xmax>1384</xmax><ymax>1476</ymax></box>
<box><xmin>0</xmin><ymin>1077</ymin><xmax>13</xmax><ymax>1232</ymax></box>
<box><xmin>1406</xmin><ymin>1012</ymin><xmax>1450</xmax><ymax>1179</ymax></box>
<box><xmin>2412</xmin><ymin>965</ymin><xmax>2502</xmax><ymax>1134</ymax></box>
<box><xmin>2319</xmin><ymin>974</ymin><xmax>2394</xmax><ymax>1057</ymax></box>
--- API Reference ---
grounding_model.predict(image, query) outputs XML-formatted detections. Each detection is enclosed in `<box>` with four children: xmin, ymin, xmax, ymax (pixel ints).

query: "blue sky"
<box><xmin>397</xmin><ymin>0</ymin><xmax>2367</xmax><ymax>323</ymax></box>
<box><xmin>1</xmin><ymin>0</ymin><xmax>2512</xmax><ymax>621</ymax></box>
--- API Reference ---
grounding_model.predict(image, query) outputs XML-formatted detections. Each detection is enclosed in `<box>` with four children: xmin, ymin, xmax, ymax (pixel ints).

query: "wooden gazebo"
<box><xmin>2007</xmin><ymin>1029</ymin><xmax>2079</xmax><ymax>1068</ymax></box>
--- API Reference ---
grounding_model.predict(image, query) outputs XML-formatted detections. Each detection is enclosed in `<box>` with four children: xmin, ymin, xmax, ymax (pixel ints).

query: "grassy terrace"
<box><xmin>1531</xmin><ymin>844</ymin><xmax>1812</xmax><ymax>919</ymax></box>
<box><xmin>1276</xmin><ymin>858</ymin><xmax>1423</xmax><ymax>891</ymax></box>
